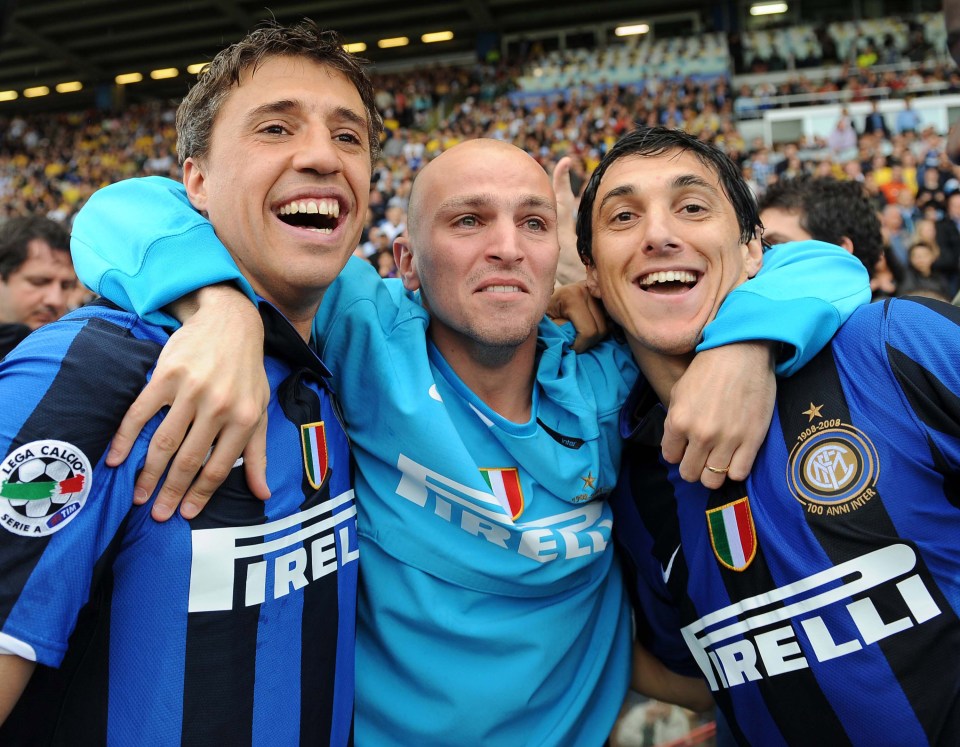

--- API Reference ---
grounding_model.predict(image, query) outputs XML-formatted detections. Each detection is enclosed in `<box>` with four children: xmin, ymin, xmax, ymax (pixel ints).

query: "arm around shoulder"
<box><xmin>700</xmin><ymin>240</ymin><xmax>871</xmax><ymax>376</ymax></box>
<box><xmin>71</xmin><ymin>176</ymin><xmax>255</xmax><ymax>326</ymax></box>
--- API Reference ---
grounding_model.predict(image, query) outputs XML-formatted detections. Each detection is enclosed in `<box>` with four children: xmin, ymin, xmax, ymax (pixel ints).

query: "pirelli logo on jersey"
<box><xmin>681</xmin><ymin>544</ymin><xmax>942</xmax><ymax>692</ymax></box>
<box><xmin>787</xmin><ymin>408</ymin><xmax>880</xmax><ymax>517</ymax></box>
<box><xmin>393</xmin><ymin>454</ymin><xmax>611</xmax><ymax>563</ymax></box>
<box><xmin>187</xmin><ymin>490</ymin><xmax>358</xmax><ymax>612</ymax></box>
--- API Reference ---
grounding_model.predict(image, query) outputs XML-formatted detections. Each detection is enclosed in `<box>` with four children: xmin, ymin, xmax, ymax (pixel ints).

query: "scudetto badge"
<box><xmin>0</xmin><ymin>440</ymin><xmax>92</xmax><ymax>537</ymax></box>
<box><xmin>786</xmin><ymin>422</ymin><xmax>880</xmax><ymax>516</ymax></box>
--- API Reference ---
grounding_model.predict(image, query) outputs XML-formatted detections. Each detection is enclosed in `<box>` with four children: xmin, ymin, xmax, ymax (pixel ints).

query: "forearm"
<box><xmin>631</xmin><ymin>641</ymin><xmax>713</xmax><ymax>713</ymax></box>
<box><xmin>0</xmin><ymin>654</ymin><xmax>35</xmax><ymax>723</ymax></box>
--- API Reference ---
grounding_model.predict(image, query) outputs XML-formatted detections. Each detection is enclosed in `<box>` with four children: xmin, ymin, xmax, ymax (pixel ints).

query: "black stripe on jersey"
<box><xmin>0</xmin><ymin>514</ymin><xmax>130</xmax><ymax>746</ymax></box>
<box><xmin>886</xmin><ymin>343</ymin><xmax>960</xmax><ymax>443</ymax></box>
<box><xmin>0</xmin><ymin>317</ymin><xmax>160</xmax><ymax>629</ymax></box>
<box><xmin>779</xmin><ymin>345</ymin><xmax>960</xmax><ymax>745</ymax></box>
<box><xmin>277</xmin><ymin>368</ymin><xmax>342</xmax><ymax>745</ymax></box>
<box><xmin>181</xmin><ymin>468</ymin><xmax>266</xmax><ymax>747</ymax></box>
<box><xmin>616</xmin><ymin>442</ymin><xmax>754</xmax><ymax>746</ymax></box>
<box><xmin>701</xmin><ymin>480</ymin><xmax>852</xmax><ymax>746</ymax></box>
<box><xmin>897</xmin><ymin>295</ymin><xmax>960</xmax><ymax>327</ymax></box>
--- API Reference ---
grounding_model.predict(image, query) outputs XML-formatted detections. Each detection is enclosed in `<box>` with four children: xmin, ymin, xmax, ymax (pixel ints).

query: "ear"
<box><xmin>394</xmin><ymin>236</ymin><xmax>420</xmax><ymax>291</ymax></box>
<box><xmin>181</xmin><ymin>157</ymin><xmax>209</xmax><ymax>212</ymax></box>
<box><xmin>743</xmin><ymin>232</ymin><xmax>764</xmax><ymax>279</ymax></box>
<box><xmin>838</xmin><ymin>235</ymin><xmax>855</xmax><ymax>255</ymax></box>
<box><xmin>584</xmin><ymin>262</ymin><xmax>603</xmax><ymax>299</ymax></box>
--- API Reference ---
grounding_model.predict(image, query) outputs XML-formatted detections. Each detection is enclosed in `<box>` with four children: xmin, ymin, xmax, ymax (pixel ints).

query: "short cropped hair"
<box><xmin>577</xmin><ymin>126</ymin><xmax>760</xmax><ymax>265</ymax></box>
<box><xmin>759</xmin><ymin>176</ymin><xmax>883</xmax><ymax>274</ymax></box>
<box><xmin>176</xmin><ymin>19</ymin><xmax>383</xmax><ymax>166</ymax></box>
<box><xmin>0</xmin><ymin>216</ymin><xmax>71</xmax><ymax>281</ymax></box>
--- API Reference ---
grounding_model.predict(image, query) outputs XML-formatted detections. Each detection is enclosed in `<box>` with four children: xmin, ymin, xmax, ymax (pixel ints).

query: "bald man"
<box><xmin>70</xmin><ymin>138</ymin><xmax>867</xmax><ymax>744</ymax></box>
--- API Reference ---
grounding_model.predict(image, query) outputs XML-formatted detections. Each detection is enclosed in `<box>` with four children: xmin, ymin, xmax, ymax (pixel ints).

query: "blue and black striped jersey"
<box><xmin>0</xmin><ymin>301</ymin><xmax>357</xmax><ymax>746</ymax></box>
<box><xmin>613</xmin><ymin>297</ymin><xmax>960</xmax><ymax>746</ymax></box>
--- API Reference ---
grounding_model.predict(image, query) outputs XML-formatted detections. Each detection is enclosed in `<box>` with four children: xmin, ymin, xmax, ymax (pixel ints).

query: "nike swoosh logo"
<box><xmin>428</xmin><ymin>384</ymin><xmax>443</xmax><ymax>402</ymax></box>
<box><xmin>662</xmin><ymin>544</ymin><xmax>681</xmax><ymax>584</ymax></box>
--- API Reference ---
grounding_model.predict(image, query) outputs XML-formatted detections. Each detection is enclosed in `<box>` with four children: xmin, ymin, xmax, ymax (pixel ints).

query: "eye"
<box><xmin>456</xmin><ymin>215</ymin><xmax>479</xmax><ymax>228</ymax></box>
<box><xmin>524</xmin><ymin>217</ymin><xmax>547</xmax><ymax>231</ymax></box>
<box><xmin>336</xmin><ymin>131</ymin><xmax>363</xmax><ymax>146</ymax></box>
<box><xmin>613</xmin><ymin>210</ymin><xmax>635</xmax><ymax>222</ymax></box>
<box><xmin>680</xmin><ymin>203</ymin><xmax>707</xmax><ymax>215</ymax></box>
<box><xmin>259</xmin><ymin>123</ymin><xmax>289</xmax><ymax>136</ymax></box>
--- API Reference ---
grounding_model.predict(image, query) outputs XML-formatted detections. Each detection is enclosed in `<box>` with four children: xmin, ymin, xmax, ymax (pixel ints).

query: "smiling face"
<box><xmin>585</xmin><ymin>149</ymin><xmax>762</xmax><ymax>363</ymax></box>
<box><xmin>183</xmin><ymin>55</ymin><xmax>372</xmax><ymax>333</ymax></box>
<box><xmin>397</xmin><ymin>140</ymin><xmax>559</xmax><ymax>361</ymax></box>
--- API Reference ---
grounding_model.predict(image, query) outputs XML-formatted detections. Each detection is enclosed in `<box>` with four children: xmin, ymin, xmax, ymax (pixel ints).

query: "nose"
<box><xmin>43</xmin><ymin>284</ymin><xmax>67</xmax><ymax>315</ymax></box>
<box><xmin>291</xmin><ymin>125</ymin><xmax>343</xmax><ymax>175</ymax></box>
<box><xmin>485</xmin><ymin>220</ymin><xmax>524</xmax><ymax>265</ymax></box>
<box><xmin>641</xmin><ymin>205</ymin><xmax>683</xmax><ymax>255</ymax></box>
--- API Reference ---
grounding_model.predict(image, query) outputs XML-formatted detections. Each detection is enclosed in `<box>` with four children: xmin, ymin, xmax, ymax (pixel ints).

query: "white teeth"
<box><xmin>482</xmin><ymin>285</ymin><xmax>521</xmax><ymax>293</ymax></box>
<box><xmin>278</xmin><ymin>198</ymin><xmax>340</xmax><ymax>217</ymax></box>
<box><xmin>639</xmin><ymin>270</ymin><xmax>697</xmax><ymax>287</ymax></box>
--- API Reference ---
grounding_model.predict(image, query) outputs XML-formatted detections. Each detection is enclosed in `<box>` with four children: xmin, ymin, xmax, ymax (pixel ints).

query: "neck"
<box><xmin>628</xmin><ymin>339</ymin><xmax>694</xmax><ymax>408</ymax></box>
<box><xmin>431</xmin><ymin>331</ymin><xmax>538</xmax><ymax>423</ymax></box>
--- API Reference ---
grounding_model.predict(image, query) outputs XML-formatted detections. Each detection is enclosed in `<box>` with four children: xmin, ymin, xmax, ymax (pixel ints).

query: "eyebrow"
<box><xmin>437</xmin><ymin>193</ymin><xmax>557</xmax><ymax>216</ymax></box>
<box><xmin>598</xmin><ymin>173</ymin><xmax>722</xmax><ymax>212</ymax></box>
<box><xmin>243</xmin><ymin>99</ymin><xmax>368</xmax><ymax>132</ymax></box>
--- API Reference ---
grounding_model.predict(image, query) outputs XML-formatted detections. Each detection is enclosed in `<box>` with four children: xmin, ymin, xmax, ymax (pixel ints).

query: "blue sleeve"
<box><xmin>697</xmin><ymin>240</ymin><xmax>871</xmax><ymax>376</ymax></box>
<box><xmin>70</xmin><ymin>176</ymin><xmax>256</xmax><ymax>328</ymax></box>
<box><xmin>0</xmin><ymin>320</ymin><xmax>152</xmax><ymax>666</ymax></box>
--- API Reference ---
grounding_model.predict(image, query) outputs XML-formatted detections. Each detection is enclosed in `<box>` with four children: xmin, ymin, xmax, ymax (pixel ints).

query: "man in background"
<box><xmin>0</xmin><ymin>216</ymin><xmax>76</xmax><ymax>357</ymax></box>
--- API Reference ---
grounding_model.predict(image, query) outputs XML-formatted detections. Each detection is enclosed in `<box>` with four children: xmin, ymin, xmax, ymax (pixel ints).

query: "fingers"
<box><xmin>107</xmin><ymin>380</ymin><xmax>170</xmax><ymax>468</ymax></box>
<box><xmin>553</xmin><ymin>156</ymin><xmax>572</xmax><ymax>197</ymax></box>
<box><xmin>241</xmin><ymin>418</ymin><xmax>271</xmax><ymax>502</ymax></box>
<box><xmin>133</xmin><ymin>399</ymin><xmax>193</xmax><ymax>510</ymax></box>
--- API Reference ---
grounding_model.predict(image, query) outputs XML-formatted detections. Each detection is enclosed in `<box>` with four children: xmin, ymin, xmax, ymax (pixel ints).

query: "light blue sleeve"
<box><xmin>70</xmin><ymin>176</ymin><xmax>256</xmax><ymax>328</ymax></box>
<box><xmin>697</xmin><ymin>240</ymin><xmax>871</xmax><ymax>376</ymax></box>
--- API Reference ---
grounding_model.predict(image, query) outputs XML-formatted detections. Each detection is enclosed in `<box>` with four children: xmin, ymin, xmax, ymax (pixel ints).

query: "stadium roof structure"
<box><xmin>0</xmin><ymin>0</ymin><xmax>712</xmax><ymax>111</ymax></box>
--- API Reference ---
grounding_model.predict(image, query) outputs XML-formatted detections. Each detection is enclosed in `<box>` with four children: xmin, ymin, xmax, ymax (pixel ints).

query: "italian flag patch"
<box><xmin>706</xmin><ymin>497</ymin><xmax>757</xmax><ymax>571</ymax></box>
<box><xmin>301</xmin><ymin>422</ymin><xmax>328</xmax><ymax>490</ymax></box>
<box><xmin>479</xmin><ymin>467</ymin><xmax>525</xmax><ymax>520</ymax></box>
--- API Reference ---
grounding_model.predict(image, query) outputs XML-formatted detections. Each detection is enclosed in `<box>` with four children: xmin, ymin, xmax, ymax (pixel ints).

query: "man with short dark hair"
<box><xmin>757</xmin><ymin>175</ymin><xmax>884</xmax><ymax>277</ymax></box>
<box><xmin>580</xmin><ymin>126</ymin><xmax>960</xmax><ymax>745</ymax></box>
<box><xmin>0</xmin><ymin>216</ymin><xmax>75</xmax><ymax>357</ymax></box>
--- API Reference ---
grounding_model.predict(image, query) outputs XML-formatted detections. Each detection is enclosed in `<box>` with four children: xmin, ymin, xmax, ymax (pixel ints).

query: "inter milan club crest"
<box><xmin>706</xmin><ymin>497</ymin><xmax>757</xmax><ymax>571</ymax></box>
<box><xmin>787</xmin><ymin>404</ymin><xmax>880</xmax><ymax>516</ymax></box>
<box><xmin>0</xmin><ymin>440</ymin><xmax>92</xmax><ymax>537</ymax></box>
<box><xmin>301</xmin><ymin>422</ymin><xmax>328</xmax><ymax>490</ymax></box>
<box><xmin>479</xmin><ymin>467</ymin><xmax>525</xmax><ymax>520</ymax></box>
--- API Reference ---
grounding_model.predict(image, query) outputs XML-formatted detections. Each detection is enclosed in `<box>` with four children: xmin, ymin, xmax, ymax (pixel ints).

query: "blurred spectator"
<box><xmin>881</xmin><ymin>203</ymin><xmax>913</xmax><ymax>264</ymax></box>
<box><xmin>0</xmin><ymin>216</ymin><xmax>76</xmax><ymax>358</ymax></box>
<box><xmin>827</xmin><ymin>113</ymin><xmax>858</xmax><ymax>158</ymax></box>
<box><xmin>359</xmin><ymin>225</ymin><xmax>392</xmax><ymax>259</ymax></box>
<box><xmin>896</xmin><ymin>97</ymin><xmax>923</xmax><ymax>135</ymax></box>
<box><xmin>378</xmin><ymin>204</ymin><xmax>407</xmax><ymax>244</ymax></box>
<box><xmin>758</xmin><ymin>176</ymin><xmax>884</xmax><ymax>278</ymax></box>
<box><xmin>863</xmin><ymin>100</ymin><xmax>892</xmax><ymax>138</ymax></box>
<box><xmin>899</xmin><ymin>240</ymin><xmax>952</xmax><ymax>298</ymax></box>
<box><xmin>374</xmin><ymin>249</ymin><xmax>398</xmax><ymax>278</ymax></box>
<box><xmin>935</xmin><ymin>190</ymin><xmax>960</xmax><ymax>291</ymax></box>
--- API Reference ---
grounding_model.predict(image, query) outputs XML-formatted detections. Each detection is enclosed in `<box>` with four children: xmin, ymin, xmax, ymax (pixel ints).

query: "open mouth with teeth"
<box><xmin>276</xmin><ymin>198</ymin><xmax>342</xmax><ymax>234</ymax></box>
<box><xmin>638</xmin><ymin>270</ymin><xmax>699</xmax><ymax>294</ymax></box>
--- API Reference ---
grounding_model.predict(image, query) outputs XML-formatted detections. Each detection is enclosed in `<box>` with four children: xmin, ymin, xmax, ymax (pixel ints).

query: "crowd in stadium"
<box><xmin>0</xmin><ymin>6</ymin><xmax>958</xmax><ymax>746</ymax></box>
<box><xmin>2</xmin><ymin>11</ymin><xmax>959</xmax><ymax>307</ymax></box>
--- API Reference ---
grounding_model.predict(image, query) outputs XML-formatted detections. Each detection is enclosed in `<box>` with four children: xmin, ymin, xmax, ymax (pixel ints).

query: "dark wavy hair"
<box><xmin>758</xmin><ymin>175</ymin><xmax>882</xmax><ymax>275</ymax></box>
<box><xmin>577</xmin><ymin>126</ymin><xmax>761</xmax><ymax>265</ymax></box>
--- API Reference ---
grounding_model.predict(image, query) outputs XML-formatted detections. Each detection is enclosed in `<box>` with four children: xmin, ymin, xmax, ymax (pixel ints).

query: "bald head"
<box><xmin>407</xmin><ymin>139</ymin><xmax>554</xmax><ymax>243</ymax></box>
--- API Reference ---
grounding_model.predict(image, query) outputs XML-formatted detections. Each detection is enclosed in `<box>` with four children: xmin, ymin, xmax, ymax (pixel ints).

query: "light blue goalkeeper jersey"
<box><xmin>70</xmin><ymin>176</ymin><xmax>871</xmax><ymax>745</ymax></box>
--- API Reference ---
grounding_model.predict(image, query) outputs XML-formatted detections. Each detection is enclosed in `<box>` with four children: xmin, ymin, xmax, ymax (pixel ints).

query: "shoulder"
<box><xmin>0</xmin><ymin>304</ymin><xmax>167</xmax><ymax>456</ymax></box>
